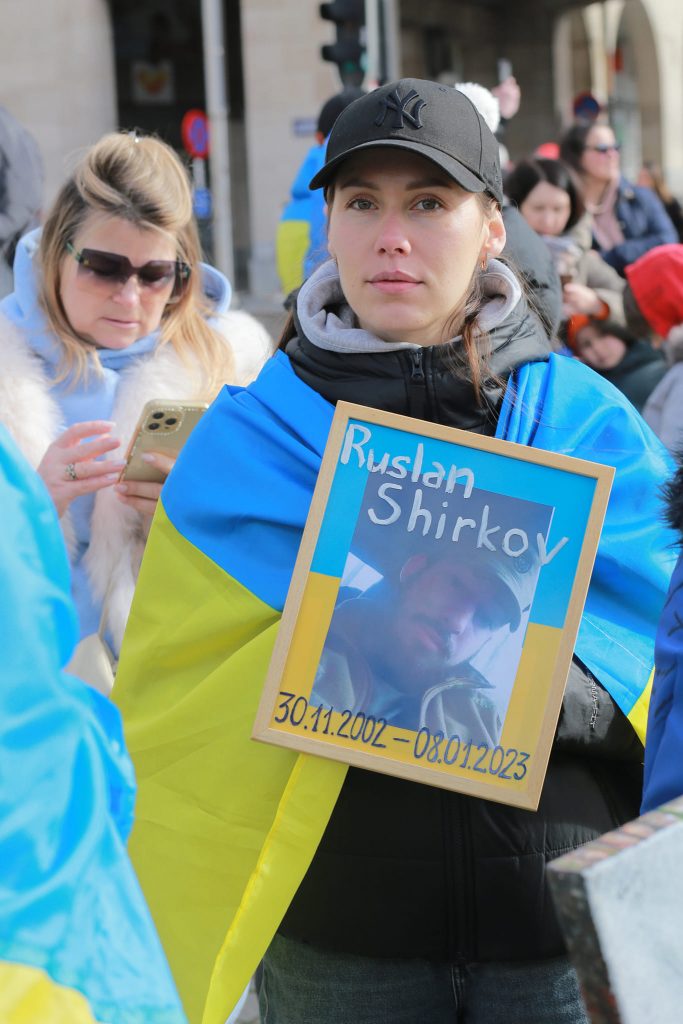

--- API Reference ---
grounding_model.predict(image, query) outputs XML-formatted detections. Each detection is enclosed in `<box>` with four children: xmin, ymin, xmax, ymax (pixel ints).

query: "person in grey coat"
<box><xmin>643</xmin><ymin>327</ymin><xmax>683</xmax><ymax>451</ymax></box>
<box><xmin>0</xmin><ymin>106</ymin><xmax>44</xmax><ymax>298</ymax></box>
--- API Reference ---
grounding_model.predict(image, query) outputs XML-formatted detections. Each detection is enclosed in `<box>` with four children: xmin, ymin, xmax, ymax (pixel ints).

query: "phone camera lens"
<box><xmin>148</xmin><ymin>422</ymin><xmax>160</xmax><ymax>430</ymax></box>
<box><xmin>165</xmin><ymin>417</ymin><xmax>178</xmax><ymax>426</ymax></box>
<box><xmin>152</xmin><ymin>412</ymin><xmax>164</xmax><ymax>420</ymax></box>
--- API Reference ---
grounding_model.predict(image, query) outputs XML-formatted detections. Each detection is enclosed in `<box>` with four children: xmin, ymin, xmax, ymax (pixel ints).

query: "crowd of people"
<box><xmin>277</xmin><ymin>80</ymin><xmax>683</xmax><ymax>449</ymax></box>
<box><xmin>1</xmin><ymin>74</ymin><xmax>683</xmax><ymax>1024</ymax></box>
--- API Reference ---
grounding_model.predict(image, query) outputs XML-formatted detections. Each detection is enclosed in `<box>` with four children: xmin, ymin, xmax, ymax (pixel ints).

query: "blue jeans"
<box><xmin>259</xmin><ymin>934</ymin><xmax>588</xmax><ymax>1024</ymax></box>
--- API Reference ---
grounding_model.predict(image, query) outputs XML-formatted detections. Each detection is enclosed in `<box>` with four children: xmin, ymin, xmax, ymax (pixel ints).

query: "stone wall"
<box><xmin>0</xmin><ymin>0</ymin><xmax>116</xmax><ymax>207</ymax></box>
<box><xmin>239</xmin><ymin>0</ymin><xmax>339</xmax><ymax>295</ymax></box>
<box><xmin>3</xmin><ymin>0</ymin><xmax>683</xmax><ymax>296</ymax></box>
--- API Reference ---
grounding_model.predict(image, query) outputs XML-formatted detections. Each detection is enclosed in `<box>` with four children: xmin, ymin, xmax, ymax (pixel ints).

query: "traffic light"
<box><xmin>320</xmin><ymin>1</ymin><xmax>365</xmax><ymax>87</ymax></box>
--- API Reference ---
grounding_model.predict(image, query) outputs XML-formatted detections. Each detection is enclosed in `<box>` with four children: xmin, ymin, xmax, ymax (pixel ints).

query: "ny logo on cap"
<box><xmin>374</xmin><ymin>88</ymin><xmax>426</xmax><ymax>131</ymax></box>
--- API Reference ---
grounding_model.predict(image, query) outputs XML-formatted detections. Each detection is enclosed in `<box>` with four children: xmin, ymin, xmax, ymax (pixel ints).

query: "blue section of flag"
<box><xmin>311</xmin><ymin>447</ymin><xmax>369</xmax><ymax>578</ymax></box>
<box><xmin>162</xmin><ymin>350</ymin><xmax>673</xmax><ymax>722</ymax></box>
<box><xmin>164</xmin><ymin>353</ymin><xmax>334</xmax><ymax>612</ymax></box>
<box><xmin>0</xmin><ymin>426</ymin><xmax>186</xmax><ymax>1024</ymax></box>
<box><xmin>497</xmin><ymin>354</ymin><xmax>676</xmax><ymax>716</ymax></box>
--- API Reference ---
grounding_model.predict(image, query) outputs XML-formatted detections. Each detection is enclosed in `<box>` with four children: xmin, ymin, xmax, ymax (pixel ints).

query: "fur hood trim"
<box><xmin>0</xmin><ymin>313</ymin><xmax>62</xmax><ymax>466</ymax></box>
<box><xmin>0</xmin><ymin>309</ymin><xmax>273</xmax><ymax>649</ymax></box>
<box><xmin>0</xmin><ymin>313</ymin><xmax>78</xmax><ymax>553</ymax></box>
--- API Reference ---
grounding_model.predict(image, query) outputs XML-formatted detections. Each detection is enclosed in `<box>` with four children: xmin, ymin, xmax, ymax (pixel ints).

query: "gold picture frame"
<box><xmin>253</xmin><ymin>401</ymin><xmax>614</xmax><ymax>810</ymax></box>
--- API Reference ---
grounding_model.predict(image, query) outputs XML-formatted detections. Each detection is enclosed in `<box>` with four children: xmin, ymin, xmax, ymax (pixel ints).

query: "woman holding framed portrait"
<box><xmin>113</xmin><ymin>81</ymin><xmax>674</xmax><ymax>1024</ymax></box>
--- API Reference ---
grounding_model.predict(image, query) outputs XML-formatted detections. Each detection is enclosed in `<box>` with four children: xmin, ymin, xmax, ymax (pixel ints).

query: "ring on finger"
<box><xmin>65</xmin><ymin>462</ymin><xmax>78</xmax><ymax>481</ymax></box>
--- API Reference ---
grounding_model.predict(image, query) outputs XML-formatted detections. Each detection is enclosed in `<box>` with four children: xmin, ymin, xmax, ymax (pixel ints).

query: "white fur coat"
<box><xmin>0</xmin><ymin>309</ymin><xmax>273</xmax><ymax>650</ymax></box>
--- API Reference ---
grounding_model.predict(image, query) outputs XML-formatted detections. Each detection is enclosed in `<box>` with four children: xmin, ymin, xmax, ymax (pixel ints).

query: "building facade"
<box><xmin>1</xmin><ymin>0</ymin><xmax>682</xmax><ymax>298</ymax></box>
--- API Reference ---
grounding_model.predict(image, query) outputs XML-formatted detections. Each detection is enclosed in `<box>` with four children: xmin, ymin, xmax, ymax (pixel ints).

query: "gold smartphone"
<box><xmin>120</xmin><ymin>399</ymin><xmax>209</xmax><ymax>483</ymax></box>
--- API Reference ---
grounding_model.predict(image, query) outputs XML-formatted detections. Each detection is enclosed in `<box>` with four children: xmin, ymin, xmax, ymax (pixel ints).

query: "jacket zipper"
<box><xmin>407</xmin><ymin>348</ymin><xmax>431</xmax><ymax>420</ymax></box>
<box><xmin>410</xmin><ymin>349</ymin><xmax>425</xmax><ymax>381</ymax></box>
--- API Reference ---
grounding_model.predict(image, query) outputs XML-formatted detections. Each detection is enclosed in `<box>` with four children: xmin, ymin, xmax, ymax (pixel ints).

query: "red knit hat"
<box><xmin>625</xmin><ymin>244</ymin><xmax>683</xmax><ymax>338</ymax></box>
<box><xmin>535</xmin><ymin>141</ymin><xmax>560</xmax><ymax>160</ymax></box>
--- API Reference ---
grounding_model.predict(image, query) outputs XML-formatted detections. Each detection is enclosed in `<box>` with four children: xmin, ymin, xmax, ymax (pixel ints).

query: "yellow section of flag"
<box><xmin>628</xmin><ymin>667</ymin><xmax>654</xmax><ymax>744</ymax></box>
<box><xmin>0</xmin><ymin>963</ymin><xmax>98</xmax><ymax>1023</ymax></box>
<box><xmin>114</xmin><ymin>505</ymin><xmax>346</xmax><ymax>1024</ymax></box>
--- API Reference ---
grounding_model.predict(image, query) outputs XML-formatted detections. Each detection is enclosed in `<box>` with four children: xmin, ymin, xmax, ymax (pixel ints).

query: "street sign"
<box><xmin>572</xmin><ymin>91</ymin><xmax>602</xmax><ymax>121</ymax></box>
<box><xmin>292</xmin><ymin>117</ymin><xmax>318</xmax><ymax>137</ymax></box>
<box><xmin>193</xmin><ymin>187</ymin><xmax>212</xmax><ymax>220</ymax></box>
<box><xmin>181</xmin><ymin>109</ymin><xmax>210</xmax><ymax>159</ymax></box>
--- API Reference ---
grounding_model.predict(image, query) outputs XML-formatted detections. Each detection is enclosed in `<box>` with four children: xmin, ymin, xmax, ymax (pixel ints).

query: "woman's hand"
<box><xmin>562</xmin><ymin>282</ymin><xmax>605</xmax><ymax>317</ymax></box>
<box><xmin>114</xmin><ymin>451</ymin><xmax>177</xmax><ymax>519</ymax></box>
<box><xmin>37</xmin><ymin>421</ymin><xmax>125</xmax><ymax>518</ymax></box>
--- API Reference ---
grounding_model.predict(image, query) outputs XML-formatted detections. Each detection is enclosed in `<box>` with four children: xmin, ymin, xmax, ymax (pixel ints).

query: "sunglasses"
<box><xmin>584</xmin><ymin>143</ymin><xmax>621</xmax><ymax>155</ymax></box>
<box><xmin>65</xmin><ymin>243</ymin><xmax>191</xmax><ymax>300</ymax></box>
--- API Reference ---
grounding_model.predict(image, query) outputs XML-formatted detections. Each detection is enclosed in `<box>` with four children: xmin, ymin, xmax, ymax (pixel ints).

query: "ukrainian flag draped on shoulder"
<box><xmin>496</xmin><ymin>354</ymin><xmax>674</xmax><ymax>739</ymax></box>
<box><xmin>0</xmin><ymin>428</ymin><xmax>186</xmax><ymax>1024</ymax></box>
<box><xmin>113</xmin><ymin>351</ymin><xmax>675</xmax><ymax>1024</ymax></box>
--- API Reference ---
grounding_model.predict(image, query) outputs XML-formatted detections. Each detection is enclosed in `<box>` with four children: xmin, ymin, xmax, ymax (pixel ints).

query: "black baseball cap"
<box><xmin>309</xmin><ymin>77</ymin><xmax>503</xmax><ymax>205</ymax></box>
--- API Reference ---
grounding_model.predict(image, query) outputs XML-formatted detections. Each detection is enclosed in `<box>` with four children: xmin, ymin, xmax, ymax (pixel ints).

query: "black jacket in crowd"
<box><xmin>278</xmin><ymin>295</ymin><xmax>644</xmax><ymax>965</ymax></box>
<box><xmin>599</xmin><ymin>338</ymin><xmax>667</xmax><ymax>413</ymax></box>
<box><xmin>501</xmin><ymin>203</ymin><xmax>562</xmax><ymax>340</ymax></box>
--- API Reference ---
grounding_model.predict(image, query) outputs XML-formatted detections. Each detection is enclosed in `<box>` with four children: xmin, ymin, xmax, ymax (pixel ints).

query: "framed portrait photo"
<box><xmin>253</xmin><ymin>402</ymin><xmax>614</xmax><ymax>810</ymax></box>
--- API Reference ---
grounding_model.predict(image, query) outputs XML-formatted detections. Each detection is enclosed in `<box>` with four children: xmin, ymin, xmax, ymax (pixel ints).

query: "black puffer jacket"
<box><xmin>502</xmin><ymin>203</ymin><xmax>562</xmax><ymax>339</ymax></box>
<box><xmin>279</xmin><ymin>295</ymin><xmax>644</xmax><ymax>963</ymax></box>
<box><xmin>598</xmin><ymin>339</ymin><xmax>666</xmax><ymax>413</ymax></box>
<box><xmin>287</xmin><ymin>285</ymin><xmax>550</xmax><ymax>430</ymax></box>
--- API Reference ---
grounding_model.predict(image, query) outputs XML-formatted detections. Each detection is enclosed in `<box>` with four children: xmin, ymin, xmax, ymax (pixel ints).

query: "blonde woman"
<box><xmin>0</xmin><ymin>131</ymin><xmax>271</xmax><ymax>654</ymax></box>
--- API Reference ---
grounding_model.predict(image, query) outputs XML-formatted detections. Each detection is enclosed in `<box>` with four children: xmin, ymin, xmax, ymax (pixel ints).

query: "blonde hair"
<box><xmin>39</xmin><ymin>131</ymin><xmax>233</xmax><ymax>393</ymax></box>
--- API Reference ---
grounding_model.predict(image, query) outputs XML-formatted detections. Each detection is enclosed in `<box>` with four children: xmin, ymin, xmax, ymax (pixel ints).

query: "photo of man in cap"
<box><xmin>311</xmin><ymin>479</ymin><xmax>549</xmax><ymax>741</ymax></box>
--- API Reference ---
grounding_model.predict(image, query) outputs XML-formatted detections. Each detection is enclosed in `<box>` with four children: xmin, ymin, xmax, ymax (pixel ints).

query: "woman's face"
<box><xmin>59</xmin><ymin>213</ymin><xmax>178</xmax><ymax>349</ymax></box>
<box><xmin>519</xmin><ymin>180</ymin><xmax>572</xmax><ymax>237</ymax></box>
<box><xmin>326</xmin><ymin>150</ymin><xmax>505</xmax><ymax>347</ymax></box>
<box><xmin>575</xmin><ymin>325</ymin><xmax>627</xmax><ymax>370</ymax></box>
<box><xmin>636</xmin><ymin>166</ymin><xmax>655</xmax><ymax>189</ymax></box>
<box><xmin>580</xmin><ymin>125</ymin><xmax>621</xmax><ymax>185</ymax></box>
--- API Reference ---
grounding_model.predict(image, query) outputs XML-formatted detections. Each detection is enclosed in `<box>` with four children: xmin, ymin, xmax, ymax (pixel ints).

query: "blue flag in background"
<box><xmin>0</xmin><ymin>426</ymin><xmax>186</xmax><ymax>1023</ymax></box>
<box><xmin>498</xmin><ymin>353</ymin><xmax>676</xmax><ymax>738</ymax></box>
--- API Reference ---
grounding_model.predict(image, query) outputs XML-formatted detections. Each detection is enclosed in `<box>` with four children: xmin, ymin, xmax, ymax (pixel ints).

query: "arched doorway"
<box><xmin>610</xmin><ymin>0</ymin><xmax>662</xmax><ymax>178</ymax></box>
<box><xmin>553</xmin><ymin>5</ymin><xmax>596</xmax><ymax>127</ymax></box>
